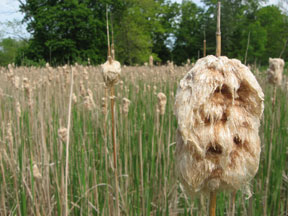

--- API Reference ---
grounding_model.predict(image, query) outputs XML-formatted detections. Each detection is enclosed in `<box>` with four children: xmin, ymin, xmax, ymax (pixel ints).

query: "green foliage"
<box><xmin>0</xmin><ymin>38</ymin><xmax>26</xmax><ymax>66</ymax></box>
<box><xmin>15</xmin><ymin>0</ymin><xmax>288</xmax><ymax>65</ymax></box>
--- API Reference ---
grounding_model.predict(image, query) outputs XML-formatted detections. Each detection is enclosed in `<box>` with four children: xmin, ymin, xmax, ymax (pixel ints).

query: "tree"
<box><xmin>172</xmin><ymin>0</ymin><xmax>204</xmax><ymax>64</ymax></box>
<box><xmin>0</xmin><ymin>38</ymin><xmax>26</xmax><ymax>66</ymax></box>
<box><xmin>18</xmin><ymin>0</ymin><xmax>111</xmax><ymax>65</ymax></box>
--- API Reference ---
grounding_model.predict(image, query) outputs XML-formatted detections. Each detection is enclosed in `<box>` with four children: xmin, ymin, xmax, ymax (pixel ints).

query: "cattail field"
<box><xmin>0</xmin><ymin>61</ymin><xmax>287</xmax><ymax>215</ymax></box>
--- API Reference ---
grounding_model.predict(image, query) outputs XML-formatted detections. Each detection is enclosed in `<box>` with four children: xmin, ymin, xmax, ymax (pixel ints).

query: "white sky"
<box><xmin>0</xmin><ymin>0</ymin><xmax>282</xmax><ymax>39</ymax></box>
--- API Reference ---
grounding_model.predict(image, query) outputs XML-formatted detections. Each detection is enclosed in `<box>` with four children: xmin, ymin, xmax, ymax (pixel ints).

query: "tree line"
<box><xmin>0</xmin><ymin>0</ymin><xmax>287</xmax><ymax>66</ymax></box>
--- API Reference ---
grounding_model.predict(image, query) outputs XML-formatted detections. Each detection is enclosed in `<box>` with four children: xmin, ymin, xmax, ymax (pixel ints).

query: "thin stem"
<box><xmin>216</xmin><ymin>1</ymin><xmax>221</xmax><ymax>57</ymax></box>
<box><xmin>244</xmin><ymin>31</ymin><xmax>250</xmax><ymax>65</ymax></box>
<box><xmin>209</xmin><ymin>191</ymin><xmax>217</xmax><ymax>216</ymax></box>
<box><xmin>106</xmin><ymin>4</ymin><xmax>111</xmax><ymax>58</ymax></box>
<box><xmin>264</xmin><ymin>85</ymin><xmax>277</xmax><ymax>216</ymax></box>
<box><xmin>110</xmin><ymin>86</ymin><xmax>120</xmax><ymax>216</ymax></box>
<box><xmin>65</xmin><ymin>67</ymin><xmax>74</xmax><ymax>216</ymax></box>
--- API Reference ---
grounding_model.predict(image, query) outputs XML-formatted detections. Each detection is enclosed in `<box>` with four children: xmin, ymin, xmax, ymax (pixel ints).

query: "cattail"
<box><xmin>122</xmin><ymin>98</ymin><xmax>131</xmax><ymax>115</ymax></box>
<box><xmin>149</xmin><ymin>55</ymin><xmax>154</xmax><ymax>67</ymax></box>
<box><xmin>101</xmin><ymin>57</ymin><xmax>121</xmax><ymax>87</ymax></box>
<box><xmin>12</xmin><ymin>76</ymin><xmax>20</xmax><ymax>89</ymax></box>
<box><xmin>83</xmin><ymin>68</ymin><xmax>89</xmax><ymax>80</ymax></box>
<box><xmin>16</xmin><ymin>101</ymin><xmax>21</xmax><ymax>118</ymax></box>
<box><xmin>33</xmin><ymin>164</ymin><xmax>42</xmax><ymax>179</ymax></box>
<box><xmin>157</xmin><ymin>92</ymin><xmax>167</xmax><ymax>115</ymax></box>
<box><xmin>72</xmin><ymin>93</ymin><xmax>77</xmax><ymax>103</ymax></box>
<box><xmin>174</xmin><ymin>55</ymin><xmax>264</xmax><ymax>198</ymax></box>
<box><xmin>153</xmin><ymin>85</ymin><xmax>157</xmax><ymax>95</ymax></box>
<box><xmin>79</xmin><ymin>80</ymin><xmax>86</xmax><ymax>97</ymax></box>
<box><xmin>6</xmin><ymin>123</ymin><xmax>13</xmax><ymax>147</ymax></box>
<box><xmin>84</xmin><ymin>89</ymin><xmax>95</xmax><ymax>110</ymax></box>
<box><xmin>22</xmin><ymin>77</ymin><xmax>33</xmax><ymax>109</ymax></box>
<box><xmin>267</xmin><ymin>58</ymin><xmax>285</xmax><ymax>86</ymax></box>
<box><xmin>101</xmin><ymin>97</ymin><xmax>107</xmax><ymax>115</ymax></box>
<box><xmin>58</xmin><ymin>127</ymin><xmax>68</xmax><ymax>143</ymax></box>
<box><xmin>22</xmin><ymin>77</ymin><xmax>30</xmax><ymax>93</ymax></box>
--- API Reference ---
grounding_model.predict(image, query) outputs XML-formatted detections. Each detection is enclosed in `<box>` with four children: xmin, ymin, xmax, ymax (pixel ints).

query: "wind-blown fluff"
<box><xmin>267</xmin><ymin>58</ymin><xmax>285</xmax><ymax>86</ymax></box>
<box><xmin>101</xmin><ymin>58</ymin><xmax>121</xmax><ymax>86</ymax></box>
<box><xmin>174</xmin><ymin>55</ymin><xmax>264</xmax><ymax>197</ymax></box>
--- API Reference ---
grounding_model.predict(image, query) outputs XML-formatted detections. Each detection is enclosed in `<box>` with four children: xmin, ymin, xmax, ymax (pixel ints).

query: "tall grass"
<box><xmin>0</xmin><ymin>64</ymin><xmax>287</xmax><ymax>215</ymax></box>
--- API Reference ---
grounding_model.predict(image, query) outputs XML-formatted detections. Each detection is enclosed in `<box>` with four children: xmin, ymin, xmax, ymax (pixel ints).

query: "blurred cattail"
<box><xmin>84</xmin><ymin>89</ymin><xmax>95</xmax><ymax>110</ymax></box>
<box><xmin>101</xmin><ymin>56</ymin><xmax>121</xmax><ymax>87</ymax></box>
<box><xmin>267</xmin><ymin>58</ymin><xmax>285</xmax><ymax>86</ymax></box>
<box><xmin>157</xmin><ymin>92</ymin><xmax>167</xmax><ymax>115</ymax></box>
<box><xmin>33</xmin><ymin>164</ymin><xmax>42</xmax><ymax>179</ymax></box>
<box><xmin>72</xmin><ymin>93</ymin><xmax>77</xmax><ymax>103</ymax></box>
<box><xmin>79</xmin><ymin>80</ymin><xmax>86</xmax><ymax>97</ymax></box>
<box><xmin>83</xmin><ymin>68</ymin><xmax>89</xmax><ymax>80</ymax></box>
<box><xmin>22</xmin><ymin>77</ymin><xmax>30</xmax><ymax>93</ymax></box>
<box><xmin>16</xmin><ymin>101</ymin><xmax>21</xmax><ymax>118</ymax></box>
<box><xmin>122</xmin><ymin>98</ymin><xmax>131</xmax><ymax>115</ymax></box>
<box><xmin>12</xmin><ymin>76</ymin><xmax>20</xmax><ymax>89</ymax></box>
<box><xmin>58</xmin><ymin>127</ymin><xmax>68</xmax><ymax>143</ymax></box>
<box><xmin>6</xmin><ymin>123</ymin><xmax>13</xmax><ymax>146</ymax></box>
<box><xmin>149</xmin><ymin>55</ymin><xmax>154</xmax><ymax>67</ymax></box>
<box><xmin>135</xmin><ymin>85</ymin><xmax>139</xmax><ymax>94</ymax></box>
<box><xmin>22</xmin><ymin>77</ymin><xmax>33</xmax><ymax>109</ymax></box>
<box><xmin>101</xmin><ymin>97</ymin><xmax>107</xmax><ymax>115</ymax></box>
<box><xmin>174</xmin><ymin>55</ymin><xmax>264</xmax><ymax>198</ymax></box>
<box><xmin>153</xmin><ymin>85</ymin><xmax>157</xmax><ymax>95</ymax></box>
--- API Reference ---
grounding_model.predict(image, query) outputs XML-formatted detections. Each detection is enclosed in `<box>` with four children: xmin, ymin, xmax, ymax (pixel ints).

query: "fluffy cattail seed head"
<box><xmin>157</xmin><ymin>92</ymin><xmax>167</xmax><ymax>115</ymax></box>
<box><xmin>58</xmin><ymin>127</ymin><xmax>67</xmax><ymax>142</ymax></box>
<box><xmin>33</xmin><ymin>164</ymin><xmax>42</xmax><ymax>179</ymax></box>
<box><xmin>122</xmin><ymin>98</ymin><xmax>131</xmax><ymax>115</ymax></box>
<box><xmin>149</xmin><ymin>55</ymin><xmax>154</xmax><ymax>67</ymax></box>
<box><xmin>16</xmin><ymin>101</ymin><xmax>21</xmax><ymax>118</ymax></box>
<box><xmin>101</xmin><ymin>97</ymin><xmax>107</xmax><ymax>115</ymax></box>
<box><xmin>101</xmin><ymin>57</ymin><xmax>121</xmax><ymax>87</ymax></box>
<box><xmin>174</xmin><ymin>55</ymin><xmax>264</xmax><ymax>197</ymax></box>
<box><xmin>267</xmin><ymin>58</ymin><xmax>285</xmax><ymax>86</ymax></box>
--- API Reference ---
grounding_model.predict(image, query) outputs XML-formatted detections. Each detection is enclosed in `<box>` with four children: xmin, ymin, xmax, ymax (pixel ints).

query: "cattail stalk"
<box><xmin>244</xmin><ymin>31</ymin><xmax>251</xmax><ymax>65</ymax></box>
<box><xmin>209</xmin><ymin>192</ymin><xmax>217</xmax><ymax>216</ymax></box>
<box><xmin>110</xmin><ymin>86</ymin><xmax>120</xmax><ymax>216</ymax></box>
<box><xmin>64</xmin><ymin>67</ymin><xmax>74</xmax><ymax>216</ymax></box>
<box><xmin>263</xmin><ymin>86</ymin><xmax>277</xmax><ymax>216</ymax></box>
<box><xmin>203</xmin><ymin>39</ymin><xmax>207</xmax><ymax>57</ymax></box>
<box><xmin>216</xmin><ymin>1</ymin><xmax>221</xmax><ymax>57</ymax></box>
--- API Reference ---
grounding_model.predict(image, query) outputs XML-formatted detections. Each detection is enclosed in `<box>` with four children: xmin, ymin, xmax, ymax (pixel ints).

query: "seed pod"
<box><xmin>157</xmin><ymin>92</ymin><xmax>167</xmax><ymax>115</ymax></box>
<box><xmin>174</xmin><ymin>55</ymin><xmax>264</xmax><ymax>198</ymax></box>
<box><xmin>101</xmin><ymin>57</ymin><xmax>121</xmax><ymax>87</ymax></box>
<box><xmin>267</xmin><ymin>58</ymin><xmax>285</xmax><ymax>86</ymax></box>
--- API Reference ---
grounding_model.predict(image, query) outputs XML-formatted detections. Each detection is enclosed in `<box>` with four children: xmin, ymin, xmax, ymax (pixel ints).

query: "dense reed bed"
<box><xmin>0</xmin><ymin>63</ymin><xmax>287</xmax><ymax>215</ymax></box>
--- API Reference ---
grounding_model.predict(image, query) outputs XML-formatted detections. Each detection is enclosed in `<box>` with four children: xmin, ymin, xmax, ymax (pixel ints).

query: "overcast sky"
<box><xmin>0</xmin><ymin>0</ymin><xmax>282</xmax><ymax>39</ymax></box>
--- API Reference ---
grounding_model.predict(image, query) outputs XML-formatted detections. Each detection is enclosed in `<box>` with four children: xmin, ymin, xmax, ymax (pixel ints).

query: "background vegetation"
<box><xmin>0</xmin><ymin>0</ymin><xmax>288</xmax><ymax>66</ymax></box>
